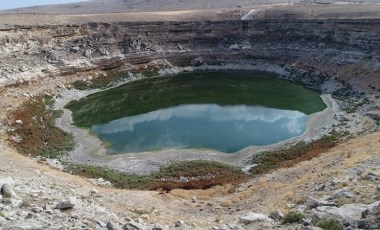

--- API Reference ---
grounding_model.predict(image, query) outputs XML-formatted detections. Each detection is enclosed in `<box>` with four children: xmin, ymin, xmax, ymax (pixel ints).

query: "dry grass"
<box><xmin>220</xmin><ymin>200</ymin><xmax>234</xmax><ymax>207</ymax></box>
<box><xmin>336</xmin><ymin>197</ymin><xmax>353</xmax><ymax>207</ymax></box>
<box><xmin>208</xmin><ymin>131</ymin><xmax>380</xmax><ymax>214</ymax></box>
<box><xmin>170</xmin><ymin>184</ymin><xmax>236</xmax><ymax>200</ymax></box>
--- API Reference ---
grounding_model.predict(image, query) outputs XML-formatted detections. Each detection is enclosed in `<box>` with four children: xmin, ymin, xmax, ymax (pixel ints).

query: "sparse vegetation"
<box><xmin>65</xmin><ymin>160</ymin><xmax>248</xmax><ymax>191</ymax></box>
<box><xmin>72</xmin><ymin>80</ymin><xmax>91</xmax><ymax>90</ymax></box>
<box><xmin>72</xmin><ymin>75</ymin><xmax>116</xmax><ymax>90</ymax></box>
<box><xmin>52</xmin><ymin>109</ymin><xmax>64</xmax><ymax>119</ymax></box>
<box><xmin>249</xmin><ymin>131</ymin><xmax>345</xmax><ymax>175</ymax></box>
<box><xmin>71</xmin><ymin>70</ymin><xmax>128</xmax><ymax>90</ymax></box>
<box><xmin>336</xmin><ymin>197</ymin><xmax>352</xmax><ymax>207</ymax></box>
<box><xmin>282</xmin><ymin>211</ymin><xmax>305</xmax><ymax>224</ymax></box>
<box><xmin>316</xmin><ymin>218</ymin><xmax>344</xmax><ymax>230</ymax></box>
<box><xmin>7</xmin><ymin>96</ymin><xmax>75</xmax><ymax>158</ymax></box>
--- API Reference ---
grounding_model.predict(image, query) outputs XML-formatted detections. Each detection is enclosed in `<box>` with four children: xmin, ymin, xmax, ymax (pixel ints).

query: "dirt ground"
<box><xmin>0</xmin><ymin>4</ymin><xmax>380</xmax><ymax>26</ymax></box>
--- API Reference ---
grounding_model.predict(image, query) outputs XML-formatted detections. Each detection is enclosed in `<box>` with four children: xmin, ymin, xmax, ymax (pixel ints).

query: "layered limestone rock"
<box><xmin>0</xmin><ymin>19</ymin><xmax>379</xmax><ymax>91</ymax></box>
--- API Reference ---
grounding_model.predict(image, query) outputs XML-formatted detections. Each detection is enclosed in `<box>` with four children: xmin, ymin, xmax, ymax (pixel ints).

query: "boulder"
<box><xmin>317</xmin><ymin>200</ymin><xmax>336</xmax><ymax>207</ymax></box>
<box><xmin>365</xmin><ymin>172</ymin><xmax>378</xmax><ymax>180</ymax></box>
<box><xmin>229</xmin><ymin>44</ymin><xmax>240</xmax><ymax>50</ymax></box>
<box><xmin>362</xmin><ymin>201</ymin><xmax>380</xmax><ymax>218</ymax></box>
<box><xmin>238</xmin><ymin>212</ymin><xmax>272</xmax><ymax>225</ymax></box>
<box><xmin>1</xmin><ymin>184</ymin><xmax>17</xmax><ymax>198</ymax></box>
<box><xmin>83</xmin><ymin>49</ymin><xmax>92</xmax><ymax>59</ymax></box>
<box><xmin>31</xmin><ymin>206</ymin><xmax>44</xmax><ymax>213</ymax></box>
<box><xmin>306</xmin><ymin>198</ymin><xmax>319</xmax><ymax>210</ymax></box>
<box><xmin>359</xmin><ymin>202</ymin><xmax>380</xmax><ymax>229</ymax></box>
<box><xmin>97</xmin><ymin>178</ymin><xmax>112</xmax><ymax>187</ymax></box>
<box><xmin>55</xmin><ymin>197</ymin><xmax>77</xmax><ymax>210</ymax></box>
<box><xmin>70</xmin><ymin>46</ymin><xmax>80</xmax><ymax>53</ymax></box>
<box><xmin>107</xmin><ymin>221</ymin><xmax>121</xmax><ymax>230</ymax></box>
<box><xmin>269</xmin><ymin>210</ymin><xmax>284</xmax><ymax>221</ymax></box>
<box><xmin>47</xmin><ymin>51</ymin><xmax>60</xmax><ymax>63</ymax></box>
<box><xmin>329</xmin><ymin>188</ymin><xmax>353</xmax><ymax>200</ymax></box>
<box><xmin>317</xmin><ymin>204</ymin><xmax>367</xmax><ymax>221</ymax></box>
<box><xmin>0</xmin><ymin>177</ymin><xmax>15</xmax><ymax>188</ymax></box>
<box><xmin>315</xmin><ymin>184</ymin><xmax>326</xmax><ymax>191</ymax></box>
<box><xmin>98</xmin><ymin>47</ymin><xmax>110</xmax><ymax>56</ymax></box>
<box><xmin>97</xmin><ymin>220</ymin><xmax>107</xmax><ymax>228</ymax></box>
<box><xmin>0</xmin><ymin>217</ymin><xmax>6</xmax><ymax>227</ymax></box>
<box><xmin>174</xmin><ymin>220</ymin><xmax>185</xmax><ymax>227</ymax></box>
<box><xmin>140</xmin><ymin>214</ymin><xmax>149</xmax><ymax>221</ymax></box>
<box><xmin>123</xmin><ymin>220</ymin><xmax>143</xmax><ymax>230</ymax></box>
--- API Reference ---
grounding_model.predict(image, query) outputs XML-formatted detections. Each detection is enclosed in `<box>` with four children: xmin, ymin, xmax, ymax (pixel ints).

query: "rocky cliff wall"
<box><xmin>0</xmin><ymin>19</ymin><xmax>379</xmax><ymax>90</ymax></box>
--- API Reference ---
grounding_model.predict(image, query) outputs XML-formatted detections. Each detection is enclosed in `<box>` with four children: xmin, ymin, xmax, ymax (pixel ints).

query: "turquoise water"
<box><xmin>66</xmin><ymin>71</ymin><xmax>325</xmax><ymax>154</ymax></box>
<box><xmin>91</xmin><ymin>104</ymin><xmax>308</xmax><ymax>154</ymax></box>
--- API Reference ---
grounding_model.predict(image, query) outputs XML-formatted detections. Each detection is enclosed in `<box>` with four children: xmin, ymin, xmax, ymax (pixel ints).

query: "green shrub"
<box><xmin>282</xmin><ymin>211</ymin><xmax>305</xmax><ymax>224</ymax></box>
<box><xmin>65</xmin><ymin>160</ymin><xmax>247</xmax><ymax>191</ymax></box>
<box><xmin>72</xmin><ymin>80</ymin><xmax>91</xmax><ymax>90</ymax></box>
<box><xmin>316</xmin><ymin>218</ymin><xmax>343</xmax><ymax>230</ymax></box>
<box><xmin>249</xmin><ymin>131</ymin><xmax>345</xmax><ymax>175</ymax></box>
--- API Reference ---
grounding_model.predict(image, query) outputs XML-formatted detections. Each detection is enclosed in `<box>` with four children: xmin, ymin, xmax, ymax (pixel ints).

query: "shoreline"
<box><xmin>55</xmin><ymin>71</ymin><xmax>340</xmax><ymax>175</ymax></box>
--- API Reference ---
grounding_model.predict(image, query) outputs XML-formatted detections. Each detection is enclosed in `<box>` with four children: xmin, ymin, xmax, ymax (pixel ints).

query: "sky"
<box><xmin>0</xmin><ymin>0</ymin><xmax>89</xmax><ymax>10</ymax></box>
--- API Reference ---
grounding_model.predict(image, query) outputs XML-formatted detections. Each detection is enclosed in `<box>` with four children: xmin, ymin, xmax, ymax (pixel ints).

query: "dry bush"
<box><xmin>293</xmin><ymin>194</ymin><xmax>307</xmax><ymax>205</ymax></box>
<box><xmin>220</xmin><ymin>200</ymin><xmax>234</xmax><ymax>207</ymax></box>
<box><xmin>8</xmin><ymin>96</ymin><xmax>74</xmax><ymax>158</ymax></box>
<box><xmin>283</xmin><ymin>191</ymin><xmax>294</xmax><ymax>201</ymax></box>
<box><xmin>336</xmin><ymin>197</ymin><xmax>352</xmax><ymax>207</ymax></box>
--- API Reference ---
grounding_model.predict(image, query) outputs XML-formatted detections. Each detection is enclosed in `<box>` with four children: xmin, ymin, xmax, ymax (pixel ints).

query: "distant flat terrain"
<box><xmin>0</xmin><ymin>0</ymin><xmax>286</xmax><ymax>14</ymax></box>
<box><xmin>1</xmin><ymin>0</ymin><xmax>378</xmax><ymax>15</ymax></box>
<box><xmin>0</xmin><ymin>4</ymin><xmax>379</xmax><ymax>26</ymax></box>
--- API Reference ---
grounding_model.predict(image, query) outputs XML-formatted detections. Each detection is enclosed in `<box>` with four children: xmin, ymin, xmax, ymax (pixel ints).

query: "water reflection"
<box><xmin>91</xmin><ymin>104</ymin><xmax>308</xmax><ymax>154</ymax></box>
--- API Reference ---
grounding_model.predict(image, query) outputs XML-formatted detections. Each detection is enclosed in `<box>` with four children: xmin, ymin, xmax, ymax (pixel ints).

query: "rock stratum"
<box><xmin>0</xmin><ymin>4</ymin><xmax>380</xmax><ymax>230</ymax></box>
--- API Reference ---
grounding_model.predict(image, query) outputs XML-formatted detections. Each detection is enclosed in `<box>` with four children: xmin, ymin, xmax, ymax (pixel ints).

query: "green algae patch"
<box><xmin>65</xmin><ymin>71</ymin><xmax>326</xmax><ymax>128</ymax></box>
